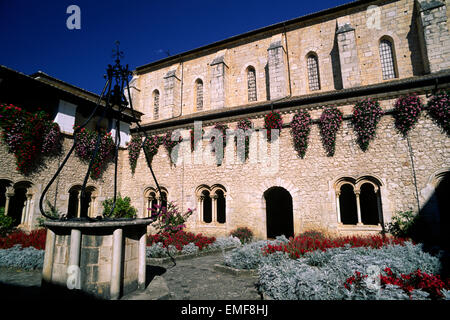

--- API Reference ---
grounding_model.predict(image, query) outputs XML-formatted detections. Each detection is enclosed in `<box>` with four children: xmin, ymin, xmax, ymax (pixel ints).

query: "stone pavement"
<box><xmin>123</xmin><ymin>251</ymin><xmax>261</xmax><ymax>300</ymax></box>
<box><xmin>0</xmin><ymin>251</ymin><xmax>261</xmax><ymax>300</ymax></box>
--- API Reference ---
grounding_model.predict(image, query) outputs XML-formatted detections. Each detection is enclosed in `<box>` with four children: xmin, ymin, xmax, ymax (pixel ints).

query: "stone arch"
<box><xmin>8</xmin><ymin>180</ymin><xmax>34</xmax><ymax>227</ymax></box>
<box><xmin>332</xmin><ymin>175</ymin><xmax>384</xmax><ymax>226</ymax></box>
<box><xmin>257</xmin><ymin>178</ymin><xmax>300</xmax><ymax>238</ymax></box>
<box><xmin>67</xmin><ymin>184</ymin><xmax>97</xmax><ymax>218</ymax></box>
<box><xmin>378</xmin><ymin>35</ymin><xmax>398</xmax><ymax>80</ymax></box>
<box><xmin>264</xmin><ymin>186</ymin><xmax>294</xmax><ymax>238</ymax></box>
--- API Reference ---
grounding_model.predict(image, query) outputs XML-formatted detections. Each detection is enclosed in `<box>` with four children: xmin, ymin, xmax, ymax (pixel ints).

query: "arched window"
<box><xmin>247</xmin><ymin>66</ymin><xmax>257</xmax><ymax>102</ymax></box>
<box><xmin>67</xmin><ymin>185</ymin><xmax>97</xmax><ymax>218</ymax></box>
<box><xmin>153</xmin><ymin>90</ymin><xmax>160</xmax><ymax>120</ymax></box>
<box><xmin>144</xmin><ymin>187</ymin><xmax>168</xmax><ymax>217</ymax></box>
<box><xmin>335</xmin><ymin>177</ymin><xmax>383</xmax><ymax>226</ymax></box>
<box><xmin>307</xmin><ymin>53</ymin><xmax>320</xmax><ymax>91</ymax></box>
<box><xmin>201</xmin><ymin>190</ymin><xmax>212</xmax><ymax>223</ymax></box>
<box><xmin>379</xmin><ymin>38</ymin><xmax>397</xmax><ymax>80</ymax></box>
<box><xmin>195</xmin><ymin>79</ymin><xmax>204</xmax><ymax>111</ymax></box>
<box><xmin>196</xmin><ymin>184</ymin><xmax>227</xmax><ymax>224</ymax></box>
<box><xmin>339</xmin><ymin>184</ymin><xmax>358</xmax><ymax>225</ymax></box>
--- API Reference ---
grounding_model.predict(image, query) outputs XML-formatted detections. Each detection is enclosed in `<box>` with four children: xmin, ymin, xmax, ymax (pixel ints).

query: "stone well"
<box><xmin>42</xmin><ymin>219</ymin><xmax>152</xmax><ymax>299</ymax></box>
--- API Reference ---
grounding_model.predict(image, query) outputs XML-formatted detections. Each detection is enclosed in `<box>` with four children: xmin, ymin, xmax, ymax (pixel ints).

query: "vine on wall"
<box><xmin>319</xmin><ymin>106</ymin><xmax>343</xmax><ymax>157</ymax></box>
<box><xmin>290</xmin><ymin>110</ymin><xmax>312</xmax><ymax>159</ymax></box>
<box><xmin>0</xmin><ymin>103</ymin><xmax>61</xmax><ymax>175</ymax></box>
<box><xmin>352</xmin><ymin>98</ymin><xmax>384</xmax><ymax>152</ymax></box>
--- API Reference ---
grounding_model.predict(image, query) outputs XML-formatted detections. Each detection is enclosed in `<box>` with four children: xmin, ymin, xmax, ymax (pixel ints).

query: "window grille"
<box><xmin>307</xmin><ymin>54</ymin><xmax>320</xmax><ymax>91</ymax></box>
<box><xmin>379</xmin><ymin>39</ymin><xmax>396</xmax><ymax>80</ymax></box>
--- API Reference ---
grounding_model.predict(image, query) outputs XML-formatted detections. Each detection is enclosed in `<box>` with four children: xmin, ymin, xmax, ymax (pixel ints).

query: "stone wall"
<box><xmin>0</xmin><ymin>134</ymin><xmax>121</xmax><ymax>229</ymax></box>
<box><xmin>119</xmin><ymin>92</ymin><xmax>449</xmax><ymax>239</ymax></box>
<box><xmin>135</xmin><ymin>0</ymin><xmax>433</xmax><ymax>121</ymax></box>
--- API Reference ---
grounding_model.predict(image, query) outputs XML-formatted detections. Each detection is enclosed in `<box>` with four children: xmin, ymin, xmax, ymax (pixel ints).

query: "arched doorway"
<box><xmin>264</xmin><ymin>187</ymin><xmax>294</xmax><ymax>239</ymax></box>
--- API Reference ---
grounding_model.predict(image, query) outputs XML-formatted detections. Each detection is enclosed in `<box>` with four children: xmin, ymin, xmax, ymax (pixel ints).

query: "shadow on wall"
<box><xmin>412</xmin><ymin>171</ymin><xmax>450</xmax><ymax>278</ymax></box>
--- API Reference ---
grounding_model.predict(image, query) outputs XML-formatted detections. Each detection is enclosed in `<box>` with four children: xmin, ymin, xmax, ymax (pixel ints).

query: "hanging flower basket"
<box><xmin>0</xmin><ymin>104</ymin><xmax>61</xmax><ymax>175</ymax></box>
<box><xmin>235</xmin><ymin>119</ymin><xmax>253</xmax><ymax>161</ymax></box>
<box><xmin>162</xmin><ymin>131</ymin><xmax>182</xmax><ymax>165</ymax></box>
<box><xmin>264</xmin><ymin>111</ymin><xmax>283</xmax><ymax>142</ymax></box>
<box><xmin>74</xmin><ymin>127</ymin><xmax>115</xmax><ymax>180</ymax></box>
<box><xmin>352</xmin><ymin>98</ymin><xmax>384</xmax><ymax>152</ymax></box>
<box><xmin>290</xmin><ymin>110</ymin><xmax>312</xmax><ymax>159</ymax></box>
<box><xmin>209</xmin><ymin>123</ymin><xmax>229</xmax><ymax>153</ymax></box>
<box><xmin>393</xmin><ymin>94</ymin><xmax>423</xmax><ymax>136</ymax></box>
<box><xmin>142</xmin><ymin>134</ymin><xmax>162</xmax><ymax>166</ymax></box>
<box><xmin>319</xmin><ymin>106</ymin><xmax>343</xmax><ymax>157</ymax></box>
<box><xmin>427</xmin><ymin>90</ymin><xmax>450</xmax><ymax>136</ymax></box>
<box><xmin>127</xmin><ymin>135</ymin><xmax>142</xmax><ymax>174</ymax></box>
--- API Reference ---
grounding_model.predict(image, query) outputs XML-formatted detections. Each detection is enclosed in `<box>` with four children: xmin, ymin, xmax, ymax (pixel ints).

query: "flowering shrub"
<box><xmin>393</xmin><ymin>94</ymin><xmax>423</xmax><ymax>136</ymax></box>
<box><xmin>235</xmin><ymin>119</ymin><xmax>252</xmax><ymax>161</ymax></box>
<box><xmin>142</xmin><ymin>134</ymin><xmax>162</xmax><ymax>165</ymax></box>
<box><xmin>263</xmin><ymin>234</ymin><xmax>408</xmax><ymax>259</ymax></box>
<box><xmin>427</xmin><ymin>90</ymin><xmax>450</xmax><ymax>136</ymax></box>
<box><xmin>127</xmin><ymin>135</ymin><xmax>142</xmax><ymax>174</ymax></box>
<box><xmin>290</xmin><ymin>110</ymin><xmax>312</xmax><ymax>159</ymax></box>
<box><xmin>263</xmin><ymin>111</ymin><xmax>283</xmax><ymax>142</ymax></box>
<box><xmin>352</xmin><ymin>98</ymin><xmax>384</xmax><ymax>151</ymax></box>
<box><xmin>230</xmin><ymin>226</ymin><xmax>254</xmax><ymax>244</ymax></box>
<box><xmin>0</xmin><ymin>104</ymin><xmax>61</xmax><ymax>174</ymax></box>
<box><xmin>0</xmin><ymin>229</ymin><xmax>47</xmax><ymax>250</ymax></box>
<box><xmin>344</xmin><ymin>267</ymin><xmax>450</xmax><ymax>300</ymax></box>
<box><xmin>150</xmin><ymin>202</ymin><xmax>193</xmax><ymax>234</ymax></box>
<box><xmin>147</xmin><ymin>230</ymin><xmax>215</xmax><ymax>251</ymax></box>
<box><xmin>257</xmin><ymin>241</ymin><xmax>442</xmax><ymax>300</ymax></box>
<box><xmin>318</xmin><ymin>106</ymin><xmax>343</xmax><ymax>156</ymax></box>
<box><xmin>74</xmin><ymin>126</ymin><xmax>115</xmax><ymax>179</ymax></box>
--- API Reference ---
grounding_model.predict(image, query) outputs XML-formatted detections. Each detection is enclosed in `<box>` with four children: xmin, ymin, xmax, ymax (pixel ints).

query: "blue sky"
<box><xmin>0</xmin><ymin>0</ymin><xmax>350</xmax><ymax>94</ymax></box>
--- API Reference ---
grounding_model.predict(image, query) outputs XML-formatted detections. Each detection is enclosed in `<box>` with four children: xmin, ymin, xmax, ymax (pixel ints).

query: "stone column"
<box><xmin>267</xmin><ymin>36</ymin><xmax>287</xmax><ymax>100</ymax></box>
<box><xmin>42</xmin><ymin>229</ymin><xmax>56</xmax><ymax>284</ymax></box>
<box><xmin>198</xmin><ymin>195</ymin><xmax>205</xmax><ymax>223</ymax></box>
<box><xmin>77</xmin><ymin>192</ymin><xmax>81</xmax><ymax>218</ymax></box>
<box><xmin>210</xmin><ymin>55</ymin><xmax>227</xmax><ymax>110</ymax></box>
<box><xmin>336</xmin><ymin>191</ymin><xmax>342</xmax><ymax>224</ymax></box>
<box><xmin>355</xmin><ymin>190</ymin><xmax>363</xmax><ymax>226</ymax></box>
<box><xmin>4</xmin><ymin>190</ymin><xmax>13</xmax><ymax>216</ymax></box>
<box><xmin>336</xmin><ymin>22</ymin><xmax>361</xmax><ymax>88</ymax></box>
<box><xmin>24</xmin><ymin>193</ymin><xmax>33</xmax><ymax>226</ymax></box>
<box><xmin>211</xmin><ymin>194</ymin><xmax>218</xmax><ymax>223</ymax></box>
<box><xmin>110</xmin><ymin>228</ymin><xmax>123</xmax><ymax>300</ymax></box>
<box><xmin>69</xmin><ymin>229</ymin><xmax>82</xmax><ymax>267</ymax></box>
<box><xmin>416</xmin><ymin>0</ymin><xmax>450</xmax><ymax>73</ymax></box>
<box><xmin>138</xmin><ymin>232</ymin><xmax>146</xmax><ymax>290</ymax></box>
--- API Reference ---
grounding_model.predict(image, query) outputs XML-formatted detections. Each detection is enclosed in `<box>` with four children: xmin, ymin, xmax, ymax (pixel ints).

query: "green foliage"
<box><xmin>386</xmin><ymin>211</ymin><xmax>418</xmax><ymax>239</ymax></box>
<box><xmin>37</xmin><ymin>200</ymin><xmax>61</xmax><ymax>227</ymax></box>
<box><xmin>102</xmin><ymin>194</ymin><xmax>137</xmax><ymax>219</ymax></box>
<box><xmin>0</xmin><ymin>209</ymin><xmax>15</xmax><ymax>236</ymax></box>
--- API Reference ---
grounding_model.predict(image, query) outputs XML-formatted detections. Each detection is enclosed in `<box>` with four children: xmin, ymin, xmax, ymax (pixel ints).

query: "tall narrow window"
<box><xmin>216</xmin><ymin>189</ymin><xmax>226</xmax><ymax>224</ymax></box>
<box><xmin>153</xmin><ymin>90</ymin><xmax>160</xmax><ymax>120</ymax></box>
<box><xmin>307</xmin><ymin>53</ymin><xmax>320</xmax><ymax>91</ymax></box>
<box><xmin>379</xmin><ymin>39</ymin><xmax>397</xmax><ymax>80</ymax></box>
<box><xmin>202</xmin><ymin>190</ymin><xmax>212</xmax><ymax>223</ymax></box>
<box><xmin>339</xmin><ymin>184</ymin><xmax>358</xmax><ymax>225</ymax></box>
<box><xmin>247</xmin><ymin>66</ymin><xmax>257</xmax><ymax>102</ymax></box>
<box><xmin>195</xmin><ymin>79</ymin><xmax>203</xmax><ymax>111</ymax></box>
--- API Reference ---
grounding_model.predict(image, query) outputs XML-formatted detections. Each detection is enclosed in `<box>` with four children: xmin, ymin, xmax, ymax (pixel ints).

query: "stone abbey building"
<box><xmin>0</xmin><ymin>0</ymin><xmax>449</xmax><ymax>240</ymax></box>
